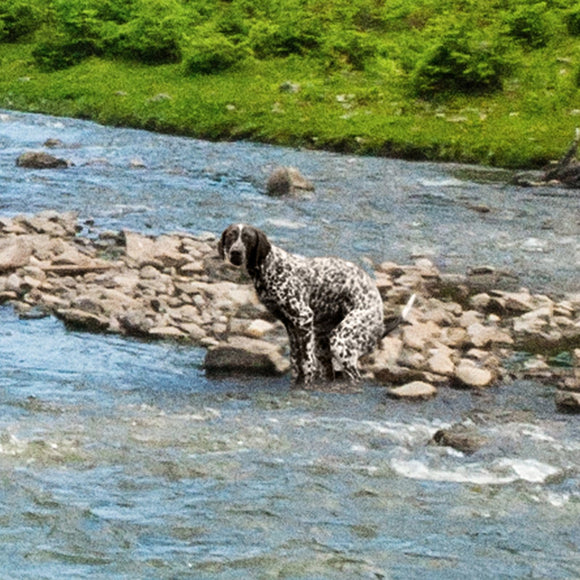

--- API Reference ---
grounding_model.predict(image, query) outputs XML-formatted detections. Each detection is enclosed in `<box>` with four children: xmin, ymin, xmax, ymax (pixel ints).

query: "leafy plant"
<box><xmin>0</xmin><ymin>0</ymin><xmax>44</xmax><ymax>42</ymax></box>
<box><xmin>504</xmin><ymin>2</ymin><xmax>556</xmax><ymax>48</ymax></box>
<box><xmin>184</xmin><ymin>33</ymin><xmax>249</xmax><ymax>74</ymax></box>
<box><xmin>411</xmin><ymin>19</ymin><xmax>510</xmax><ymax>96</ymax></box>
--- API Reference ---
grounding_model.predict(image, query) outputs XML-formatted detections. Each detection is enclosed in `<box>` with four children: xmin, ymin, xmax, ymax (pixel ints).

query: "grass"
<box><xmin>0</xmin><ymin>40</ymin><xmax>578</xmax><ymax>168</ymax></box>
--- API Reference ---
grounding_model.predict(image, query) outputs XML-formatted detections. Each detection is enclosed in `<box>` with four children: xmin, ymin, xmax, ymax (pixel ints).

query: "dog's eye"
<box><xmin>241</xmin><ymin>231</ymin><xmax>253</xmax><ymax>243</ymax></box>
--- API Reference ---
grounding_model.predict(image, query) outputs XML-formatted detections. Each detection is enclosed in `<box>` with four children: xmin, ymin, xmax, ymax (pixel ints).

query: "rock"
<box><xmin>0</xmin><ymin>237</ymin><xmax>32</xmax><ymax>272</ymax></box>
<box><xmin>124</xmin><ymin>231</ymin><xmax>187</xmax><ymax>268</ymax></box>
<box><xmin>386</xmin><ymin>381</ymin><xmax>437</xmax><ymax>400</ymax></box>
<box><xmin>402</xmin><ymin>320</ymin><xmax>440</xmax><ymax>350</ymax></box>
<box><xmin>244</xmin><ymin>319</ymin><xmax>277</xmax><ymax>338</ymax></box>
<box><xmin>204</xmin><ymin>336</ymin><xmax>289</xmax><ymax>376</ymax></box>
<box><xmin>432</xmin><ymin>424</ymin><xmax>488</xmax><ymax>454</ymax></box>
<box><xmin>266</xmin><ymin>167</ymin><xmax>314</xmax><ymax>196</ymax></box>
<box><xmin>16</xmin><ymin>151</ymin><xmax>70</xmax><ymax>169</ymax></box>
<box><xmin>427</xmin><ymin>348</ymin><xmax>455</xmax><ymax>376</ymax></box>
<box><xmin>55</xmin><ymin>308</ymin><xmax>109</xmax><ymax>332</ymax></box>
<box><xmin>43</xmin><ymin>138</ymin><xmax>65</xmax><ymax>148</ymax></box>
<box><xmin>555</xmin><ymin>390</ymin><xmax>580</xmax><ymax>413</ymax></box>
<box><xmin>454</xmin><ymin>359</ymin><xmax>494</xmax><ymax>388</ymax></box>
<box><xmin>466</xmin><ymin>322</ymin><xmax>514</xmax><ymax>348</ymax></box>
<box><xmin>149</xmin><ymin>326</ymin><xmax>185</xmax><ymax>339</ymax></box>
<box><xmin>279</xmin><ymin>81</ymin><xmax>301</xmax><ymax>93</ymax></box>
<box><xmin>118</xmin><ymin>310</ymin><xmax>156</xmax><ymax>336</ymax></box>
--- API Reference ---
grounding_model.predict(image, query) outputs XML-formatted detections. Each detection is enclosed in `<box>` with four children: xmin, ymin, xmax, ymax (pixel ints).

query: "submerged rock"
<box><xmin>432</xmin><ymin>424</ymin><xmax>488</xmax><ymax>454</ymax></box>
<box><xmin>555</xmin><ymin>390</ymin><xmax>580</xmax><ymax>413</ymax></box>
<box><xmin>266</xmin><ymin>167</ymin><xmax>315</xmax><ymax>196</ymax></box>
<box><xmin>16</xmin><ymin>151</ymin><xmax>70</xmax><ymax>169</ymax></box>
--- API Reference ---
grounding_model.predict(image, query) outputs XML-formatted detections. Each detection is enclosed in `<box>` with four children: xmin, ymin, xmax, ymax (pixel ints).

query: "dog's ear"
<box><xmin>217</xmin><ymin>226</ymin><xmax>231</xmax><ymax>260</ymax></box>
<box><xmin>247</xmin><ymin>227</ymin><xmax>271</xmax><ymax>272</ymax></box>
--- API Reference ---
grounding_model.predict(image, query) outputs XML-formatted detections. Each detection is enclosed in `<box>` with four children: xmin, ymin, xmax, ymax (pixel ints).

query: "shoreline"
<box><xmin>1</xmin><ymin>211</ymin><xmax>578</xmax><ymax>409</ymax></box>
<box><xmin>0</xmin><ymin>42</ymin><xmax>576</xmax><ymax>171</ymax></box>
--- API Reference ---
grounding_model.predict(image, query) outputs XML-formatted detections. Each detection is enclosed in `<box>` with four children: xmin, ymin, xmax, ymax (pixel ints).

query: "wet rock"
<box><xmin>43</xmin><ymin>138</ymin><xmax>65</xmax><ymax>149</ymax></box>
<box><xmin>386</xmin><ymin>381</ymin><xmax>437</xmax><ymax>400</ymax></box>
<box><xmin>118</xmin><ymin>310</ymin><xmax>156</xmax><ymax>336</ymax></box>
<box><xmin>204</xmin><ymin>336</ymin><xmax>290</xmax><ymax>376</ymax></box>
<box><xmin>266</xmin><ymin>167</ymin><xmax>314</xmax><ymax>196</ymax></box>
<box><xmin>55</xmin><ymin>308</ymin><xmax>109</xmax><ymax>332</ymax></box>
<box><xmin>432</xmin><ymin>424</ymin><xmax>488</xmax><ymax>454</ymax></box>
<box><xmin>555</xmin><ymin>391</ymin><xmax>580</xmax><ymax>413</ymax></box>
<box><xmin>16</xmin><ymin>151</ymin><xmax>70</xmax><ymax>169</ymax></box>
<box><xmin>149</xmin><ymin>326</ymin><xmax>186</xmax><ymax>339</ymax></box>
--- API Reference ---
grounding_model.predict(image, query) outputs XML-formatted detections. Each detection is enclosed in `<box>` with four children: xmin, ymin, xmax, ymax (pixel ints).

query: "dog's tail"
<box><xmin>382</xmin><ymin>293</ymin><xmax>416</xmax><ymax>337</ymax></box>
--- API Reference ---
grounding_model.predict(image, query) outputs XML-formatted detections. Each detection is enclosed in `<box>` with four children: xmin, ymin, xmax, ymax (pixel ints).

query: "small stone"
<box><xmin>245</xmin><ymin>319</ymin><xmax>276</xmax><ymax>338</ymax></box>
<box><xmin>386</xmin><ymin>381</ymin><xmax>437</xmax><ymax>400</ymax></box>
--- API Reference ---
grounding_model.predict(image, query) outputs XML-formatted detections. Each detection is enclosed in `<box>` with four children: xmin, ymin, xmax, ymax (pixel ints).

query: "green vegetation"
<box><xmin>0</xmin><ymin>0</ymin><xmax>579</xmax><ymax>167</ymax></box>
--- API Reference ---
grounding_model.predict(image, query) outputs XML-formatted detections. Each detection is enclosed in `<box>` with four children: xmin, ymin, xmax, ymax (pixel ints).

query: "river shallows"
<box><xmin>0</xmin><ymin>111</ymin><xmax>579</xmax><ymax>578</ymax></box>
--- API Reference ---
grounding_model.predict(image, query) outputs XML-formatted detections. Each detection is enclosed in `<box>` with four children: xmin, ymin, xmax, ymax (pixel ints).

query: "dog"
<box><xmin>218</xmin><ymin>223</ymin><xmax>414</xmax><ymax>386</ymax></box>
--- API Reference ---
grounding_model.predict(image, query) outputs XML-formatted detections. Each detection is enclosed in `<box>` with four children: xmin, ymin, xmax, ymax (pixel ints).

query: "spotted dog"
<box><xmin>218</xmin><ymin>223</ymin><xmax>414</xmax><ymax>386</ymax></box>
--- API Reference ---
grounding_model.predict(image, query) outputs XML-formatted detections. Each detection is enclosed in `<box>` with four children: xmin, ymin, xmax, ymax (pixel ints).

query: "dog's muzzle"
<box><xmin>228</xmin><ymin>250</ymin><xmax>243</xmax><ymax>266</ymax></box>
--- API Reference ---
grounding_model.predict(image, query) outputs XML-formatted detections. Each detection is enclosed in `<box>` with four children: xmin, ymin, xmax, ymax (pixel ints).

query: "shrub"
<box><xmin>411</xmin><ymin>21</ymin><xmax>510</xmax><ymax>96</ymax></box>
<box><xmin>184</xmin><ymin>34</ymin><xmax>249</xmax><ymax>75</ymax></box>
<box><xmin>504</xmin><ymin>2</ymin><xmax>556</xmax><ymax>48</ymax></box>
<box><xmin>31</xmin><ymin>1</ymin><xmax>116</xmax><ymax>70</ymax></box>
<box><xmin>107</xmin><ymin>0</ymin><xmax>185</xmax><ymax>64</ymax></box>
<box><xmin>248</xmin><ymin>17</ymin><xmax>320</xmax><ymax>59</ymax></box>
<box><xmin>565</xmin><ymin>6</ymin><xmax>580</xmax><ymax>36</ymax></box>
<box><xmin>0</xmin><ymin>0</ymin><xmax>44</xmax><ymax>42</ymax></box>
<box><xmin>32</xmin><ymin>36</ymin><xmax>99</xmax><ymax>71</ymax></box>
<box><xmin>322</xmin><ymin>28</ymin><xmax>378</xmax><ymax>71</ymax></box>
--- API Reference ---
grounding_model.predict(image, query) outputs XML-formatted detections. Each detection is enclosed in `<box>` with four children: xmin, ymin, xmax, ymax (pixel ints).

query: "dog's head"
<box><xmin>218</xmin><ymin>224</ymin><xmax>271</xmax><ymax>273</ymax></box>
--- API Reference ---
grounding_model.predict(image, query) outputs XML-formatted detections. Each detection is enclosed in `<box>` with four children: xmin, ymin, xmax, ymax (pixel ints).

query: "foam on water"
<box><xmin>390</xmin><ymin>457</ymin><xmax>561</xmax><ymax>485</ymax></box>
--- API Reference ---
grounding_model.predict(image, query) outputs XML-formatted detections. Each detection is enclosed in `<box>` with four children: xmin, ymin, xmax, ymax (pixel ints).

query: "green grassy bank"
<box><xmin>0</xmin><ymin>0</ymin><xmax>579</xmax><ymax>168</ymax></box>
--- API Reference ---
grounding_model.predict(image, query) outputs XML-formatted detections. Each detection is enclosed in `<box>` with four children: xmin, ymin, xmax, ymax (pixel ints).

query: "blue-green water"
<box><xmin>0</xmin><ymin>111</ymin><xmax>579</xmax><ymax>578</ymax></box>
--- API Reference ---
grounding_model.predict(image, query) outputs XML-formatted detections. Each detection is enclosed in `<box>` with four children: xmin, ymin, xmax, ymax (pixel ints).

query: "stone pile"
<box><xmin>0</xmin><ymin>211</ymin><xmax>578</xmax><ymax>410</ymax></box>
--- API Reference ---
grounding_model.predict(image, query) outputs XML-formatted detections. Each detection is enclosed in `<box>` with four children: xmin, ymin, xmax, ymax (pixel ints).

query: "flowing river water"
<box><xmin>0</xmin><ymin>110</ymin><xmax>579</xmax><ymax>578</ymax></box>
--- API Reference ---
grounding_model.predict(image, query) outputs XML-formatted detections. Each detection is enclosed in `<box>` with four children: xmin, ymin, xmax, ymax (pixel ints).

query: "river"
<box><xmin>0</xmin><ymin>110</ymin><xmax>578</xmax><ymax>578</ymax></box>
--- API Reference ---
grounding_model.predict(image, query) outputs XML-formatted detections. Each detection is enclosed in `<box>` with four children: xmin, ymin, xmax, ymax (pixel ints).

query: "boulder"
<box><xmin>204</xmin><ymin>336</ymin><xmax>289</xmax><ymax>376</ymax></box>
<box><xmin>386</xmin><ymin>381</ymin><xmax>437</xmax><ymax>400</ymax></box>
<box><xmin>16</xmin><ymin>151</ymin><xmax>70</xmax><ymax>169</ymax></box>
<box><xmin>266</xmin><ymin>167</ymin><xmax>314</xmax><ymax>196</ymax></box>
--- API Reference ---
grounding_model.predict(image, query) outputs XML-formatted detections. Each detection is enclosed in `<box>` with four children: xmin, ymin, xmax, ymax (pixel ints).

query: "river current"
<box><xmin>0</xmin><ymin>111</ymin><xmax>578</xmax><ymax>578</ymax></box>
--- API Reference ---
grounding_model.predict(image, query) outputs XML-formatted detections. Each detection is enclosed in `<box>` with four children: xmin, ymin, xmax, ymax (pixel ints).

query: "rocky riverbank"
<box><xmin>1</xmin><ymin>211</ymin><xmax>578</xmax><ymax>410</ymax></box>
